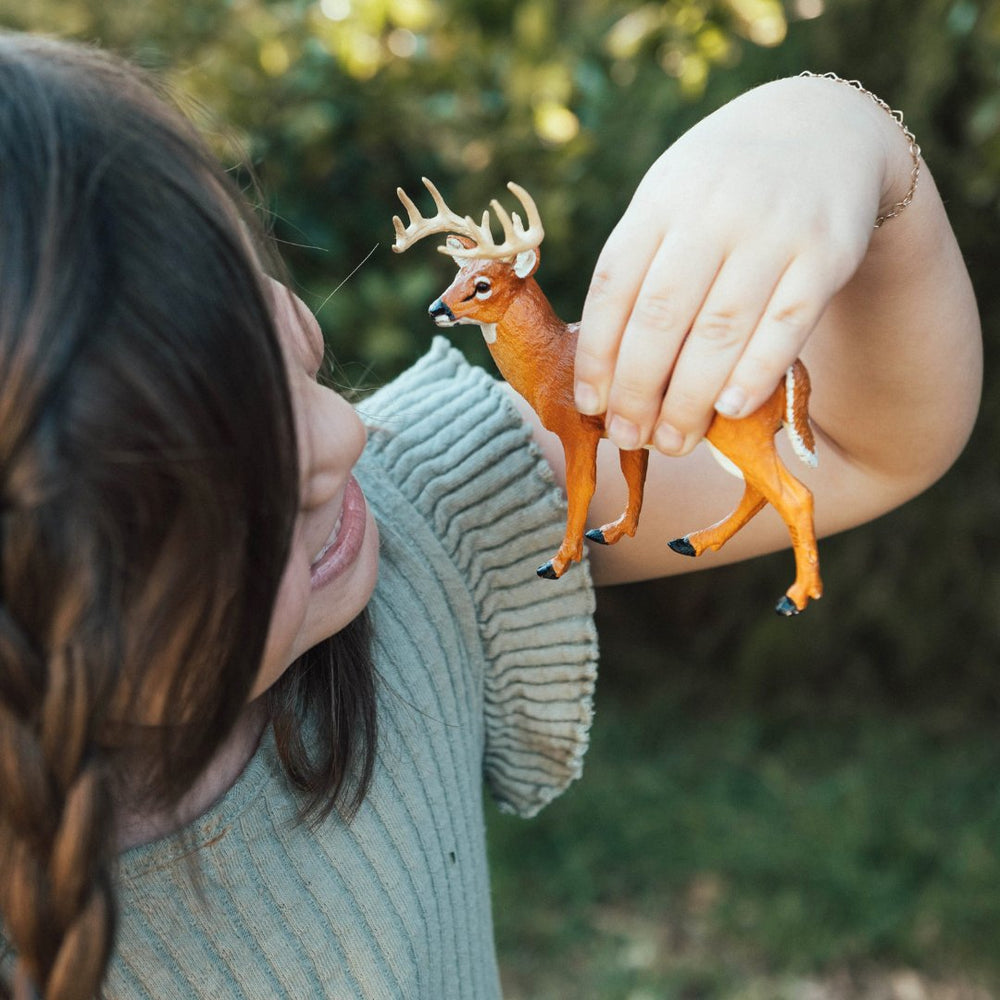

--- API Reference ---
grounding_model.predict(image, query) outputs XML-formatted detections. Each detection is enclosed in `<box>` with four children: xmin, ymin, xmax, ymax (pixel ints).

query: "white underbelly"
<box><xmin>705</xmin><ymin>439</ymin><xmax>744</xmax><ymax>480</ymax></box>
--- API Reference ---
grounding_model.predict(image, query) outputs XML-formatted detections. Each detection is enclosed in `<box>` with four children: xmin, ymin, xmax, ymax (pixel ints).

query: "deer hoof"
<box><xmin>775</xmin><ymin>595</ymin><xmax>802</xmax><ymax>617</ymax></box>
<box><xmin>667</xmin><ymin>537</ymin><xmax>697</xmax><ymax>557</ymax></box>
<box><xmin>584</xmin><ymin>528</ymin><xmax>608</xmax><ymax>545</ymax></box>
<box><xmin>536</xmin><ymin>560</ymin><xmax>560</xmax><ymax>580</ymax></box>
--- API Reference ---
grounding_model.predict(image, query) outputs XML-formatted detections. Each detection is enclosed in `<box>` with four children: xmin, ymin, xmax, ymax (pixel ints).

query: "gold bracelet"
<box><xmin>799</xmin><ymin>71</ymin><xmax>921</xmax><ymax>228</ymax></box>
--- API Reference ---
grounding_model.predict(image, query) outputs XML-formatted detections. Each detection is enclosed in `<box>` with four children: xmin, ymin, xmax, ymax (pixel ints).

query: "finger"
<box><xmin>575</xmin><ymin>217</ymin><xmax>664</xmax><ymax>417</ymax></box>
<box><xmin>600</xmin><ymin>233</ymin><xmax>723</xmax><ymax>450</ymax></box>
<box><xmin>651</xmin><ymin>245</ymin><xmax>789</xmax><ymax>453</ymax></box>
<box><xmin>712</xmin><ymin>250</ymin><xmax>845</xmax><ymax>421</ymax></box>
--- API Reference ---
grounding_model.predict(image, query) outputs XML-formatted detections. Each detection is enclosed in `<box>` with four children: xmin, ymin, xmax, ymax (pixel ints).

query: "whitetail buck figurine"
<box><xmin>392</xmin><ymin>177</ymin><xmax>822</xmax><ymax>614</ymax></box>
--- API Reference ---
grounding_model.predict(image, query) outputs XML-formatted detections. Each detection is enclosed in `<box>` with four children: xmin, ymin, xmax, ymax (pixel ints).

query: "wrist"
<box><xmin>797</xmin><ymin>72</ymin><xmax>921</xmax><ymax>229</ymax></box>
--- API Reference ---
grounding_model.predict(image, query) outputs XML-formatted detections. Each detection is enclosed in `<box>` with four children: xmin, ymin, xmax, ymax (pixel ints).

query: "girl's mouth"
<box><xmin>309</xmin><ymin>476</ymin><xmax>368</xmax><ymax>589</ymax></box>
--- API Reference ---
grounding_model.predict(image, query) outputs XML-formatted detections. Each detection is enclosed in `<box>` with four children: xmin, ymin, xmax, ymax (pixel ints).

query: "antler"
<box><xmin>392</xmin><ymin>177</ymin><xmax>544</xmax><ymax>261</ymax></box>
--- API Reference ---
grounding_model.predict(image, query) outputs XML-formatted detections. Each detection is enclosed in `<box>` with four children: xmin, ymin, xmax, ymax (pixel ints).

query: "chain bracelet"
<box><xmin>799</xmin><ymin>71</ymin><xmax>922</xmax><ymax>229</ymax></box>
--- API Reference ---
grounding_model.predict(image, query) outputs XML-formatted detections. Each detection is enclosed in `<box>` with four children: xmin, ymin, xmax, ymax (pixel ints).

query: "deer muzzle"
<box><xmin>428</xmin><ymin>298</ymin><xmax>456</xmax><ymax>326</ymax></box>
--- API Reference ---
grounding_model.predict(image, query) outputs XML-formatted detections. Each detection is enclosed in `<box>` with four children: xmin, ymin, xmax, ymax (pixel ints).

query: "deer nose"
<box><xmin>428</xmin><ymin>298</ymin><xmax>455</xmax><ymax>323</ymax></box>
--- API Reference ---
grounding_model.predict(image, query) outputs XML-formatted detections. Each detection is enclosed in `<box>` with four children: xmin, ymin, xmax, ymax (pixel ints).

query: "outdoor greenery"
<box><xmin>3</xmin><ymin>0</ymin><xmax>999</xmax><ymax>995</ymax></box>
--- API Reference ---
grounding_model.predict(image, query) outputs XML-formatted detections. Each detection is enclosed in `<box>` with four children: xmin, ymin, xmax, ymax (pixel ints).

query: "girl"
<box><xmin>0</xmin><ymin>32</ymin><xmax>981</xmax><ymax>1000</ymax></box>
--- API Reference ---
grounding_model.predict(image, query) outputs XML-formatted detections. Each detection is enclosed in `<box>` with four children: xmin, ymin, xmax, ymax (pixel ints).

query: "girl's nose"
<box><xmin>298</xmin><ymin>385</ymin><xmax>367</xmax><ymax>512</ymax></box>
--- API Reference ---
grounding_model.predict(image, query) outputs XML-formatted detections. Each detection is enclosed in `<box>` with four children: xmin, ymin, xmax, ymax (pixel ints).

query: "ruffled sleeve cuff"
<box><xmin>360</xmin><ymin>338</ymin><xmax>598</xmax><ymax>818</ymax></box>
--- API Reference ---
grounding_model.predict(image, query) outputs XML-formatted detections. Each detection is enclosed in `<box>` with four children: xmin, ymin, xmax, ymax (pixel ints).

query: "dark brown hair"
<box><xmin>0</xmin><ymin>34</ymin><xmax>375</xmax><ymax>1000</ymax></box>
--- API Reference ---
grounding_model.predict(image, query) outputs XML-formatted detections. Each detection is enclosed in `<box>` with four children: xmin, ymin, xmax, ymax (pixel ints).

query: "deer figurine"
<box><xmin>392</xmin><ymin>178</ymin><xmax>822</xmax><ymax>615</ymax></box>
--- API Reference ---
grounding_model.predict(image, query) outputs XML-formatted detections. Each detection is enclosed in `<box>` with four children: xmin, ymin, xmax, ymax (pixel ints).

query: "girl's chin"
<box><xmin>253</xmin><ymin>512</ymin><xmax>379</xmax><ymax>700</ymax></box>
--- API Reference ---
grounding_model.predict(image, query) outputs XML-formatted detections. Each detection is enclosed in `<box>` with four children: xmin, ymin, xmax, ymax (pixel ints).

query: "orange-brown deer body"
<box><xmin>426</xmin><ymin>247</ymin><xmax>650</xmax><ymax>582</ymax></box>
<box><xmin>392</xmin><ymin>178</ymin><xmax>822</xmax><ymax>614</ymax></box>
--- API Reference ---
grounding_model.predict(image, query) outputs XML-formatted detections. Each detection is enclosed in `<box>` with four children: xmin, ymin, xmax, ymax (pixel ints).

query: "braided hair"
<box><xmin>0</xmin><ymin>34</ymin><xmax>375</xmax><ymax>999</ymax></box>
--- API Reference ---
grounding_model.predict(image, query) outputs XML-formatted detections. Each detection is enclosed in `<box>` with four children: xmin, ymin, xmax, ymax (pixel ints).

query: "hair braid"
<box><xmin>1</xmin><ymin>33</ymin><xmax>377</xmax><ymax>996</ymax></box>
<box><xmin>0</xmin><ymin>32</ymin><xmax>306</xmax><ymax>996</ymax></box>
<box><xmin>0</xmin><ymin>547</ymin><xmax>115</xmax><ymax>1000</ymax></box>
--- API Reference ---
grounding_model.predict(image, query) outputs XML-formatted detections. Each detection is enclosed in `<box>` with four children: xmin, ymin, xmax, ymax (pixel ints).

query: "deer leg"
<box><xmin>761</xmin><ymin>464</ymin><xmax>822</xmax><ymax>615</ymax></box>
<box><xmin>687</xmin><ymin>391</ymin><xmax>821</xmax><ymax>614</ymax></box>
<box><xmin>718</xmin><ymin>455</ymin><xmax>821</xmax><ymax>615</ymax></box>
<box><xmin>667</xmin><ymin>481</ymin><xmax>767</xmax><ymax>557</ymax></box>
<box><xmin>585</xmin><ymin>447</ymin><xmax>649</xmax><ymax>546</ymax></box>
<box><xmin>537</xmin><ymin>433</ymin><xmax>599</xmax><ymax>580</ymax></box>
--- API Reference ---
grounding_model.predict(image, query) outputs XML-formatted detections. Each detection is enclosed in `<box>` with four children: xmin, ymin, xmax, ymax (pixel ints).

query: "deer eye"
<box><xmin>474</xmin><ymin>279</ymin><xmax>492</xmax><ymax>298</ymax></box>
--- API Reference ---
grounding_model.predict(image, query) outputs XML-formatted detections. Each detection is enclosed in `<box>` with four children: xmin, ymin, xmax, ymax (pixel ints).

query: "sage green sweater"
<box><xmin>94</xmin><ymin>340</ymin><xmax>598</xmax><ymax>998</ymax></box>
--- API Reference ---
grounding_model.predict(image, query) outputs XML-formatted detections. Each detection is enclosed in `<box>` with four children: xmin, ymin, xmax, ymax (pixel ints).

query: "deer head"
<box><xmin>391</xmin><ymin>178</ymin><xmax>544</xmax><ymax>342</ymax></box>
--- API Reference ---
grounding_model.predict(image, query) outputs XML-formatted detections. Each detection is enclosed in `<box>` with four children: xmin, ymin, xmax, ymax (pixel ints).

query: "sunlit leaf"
<box><xmin>533</xmin><ymin>101</ymin><xmax>581</xmax><ymax>145</ymax></box>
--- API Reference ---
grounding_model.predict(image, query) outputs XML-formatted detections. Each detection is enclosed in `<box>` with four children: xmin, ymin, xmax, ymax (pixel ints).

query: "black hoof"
<box><xmin>585</xmin><ymin>528</ymin><xmax>608</xmax><ymax>545</ymax></box>
<box><xmin>775</xmin><ymin>595</ymin><xmax>801</xmax><ymax>617</ymax></box>
<box><xmin>536</xmin><ymin>561</ymin><xmax>559</xmax><ymax>580</ymax></box>
<box><xmin>667</xmin><ymin>537</ymin><xmax>696</xmax><ymax>557</ymax></box>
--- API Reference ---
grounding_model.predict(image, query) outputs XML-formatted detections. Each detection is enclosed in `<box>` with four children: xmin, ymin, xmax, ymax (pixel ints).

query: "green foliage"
<box><xmin>489</xmin><ymin>698</ymin><xmax>1000</xmax><ymax>996</ymax></box>
<box><xmin>0</xmin><ymin>0</ymin><xmax>810</xmax><ymax>374</ymax></box>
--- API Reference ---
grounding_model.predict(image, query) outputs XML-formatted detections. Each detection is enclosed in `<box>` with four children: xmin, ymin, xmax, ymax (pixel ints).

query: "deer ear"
<box><xmin>513</xmin><ymin>247</ymin><xmax>539</xmax><ymax>279</ymax></box>
<box><xmin>445</xmin><ymin>234</ymin><xmax>478</xmax><ymax>267</ymax></box>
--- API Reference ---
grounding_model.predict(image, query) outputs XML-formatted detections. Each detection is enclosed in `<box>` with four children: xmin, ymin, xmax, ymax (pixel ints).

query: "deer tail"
<box><xmin>783</xmin><ymin>359</ymin><xmax>818</xmax><ymax>468</ymax></box>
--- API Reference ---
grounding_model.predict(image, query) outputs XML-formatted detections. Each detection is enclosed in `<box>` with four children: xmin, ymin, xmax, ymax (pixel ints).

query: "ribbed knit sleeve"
<box><xmin>359</xmin><ymin>337</ymin><xmax>598</xmax><ymax>817</ymax></box>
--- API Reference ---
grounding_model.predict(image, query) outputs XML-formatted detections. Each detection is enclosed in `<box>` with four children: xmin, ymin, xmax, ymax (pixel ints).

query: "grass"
<box><xmin>488</xmin><ymin>687</ymin><xmax>1000</xmax><ymax>999</ymax></box>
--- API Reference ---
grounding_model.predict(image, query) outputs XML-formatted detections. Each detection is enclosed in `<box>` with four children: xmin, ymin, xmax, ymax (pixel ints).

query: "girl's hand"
<box><xmin>573</xmin><ymin>75</ymin><xmax>909</xmax><ymax>455</ymax></box>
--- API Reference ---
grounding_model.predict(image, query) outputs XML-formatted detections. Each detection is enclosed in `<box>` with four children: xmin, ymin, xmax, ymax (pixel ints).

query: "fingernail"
<box><xmin>608</xmin><ymin>415</ymin><xmax>641</xmax><ymax>450</ymax></box>
<box><xmin>575</xmin><ymin>381</ymin><xmax>601</xmax><ymax>415</ymax></box>
<box><xmin>654</xmin><ymin>421</ymin><xmax>684</xmax><ymax>454</ymax></box>
<box><xmin>715</xmin><ymin>385</ymin><xmax>747</xmax><ymax>418</ymax></box>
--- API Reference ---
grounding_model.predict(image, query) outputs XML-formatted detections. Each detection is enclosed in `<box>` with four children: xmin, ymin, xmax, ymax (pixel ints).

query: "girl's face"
<box><xmin>251</xmin><ymin>283</ymin><xmax>380</xmax><ymax>698</ymax></box>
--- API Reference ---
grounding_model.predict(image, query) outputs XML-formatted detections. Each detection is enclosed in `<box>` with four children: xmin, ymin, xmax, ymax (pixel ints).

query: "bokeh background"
<box><xmin>2</xmin><ymin>1</ymin><xmax>999</xmax><ymax>996</ymax></box>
